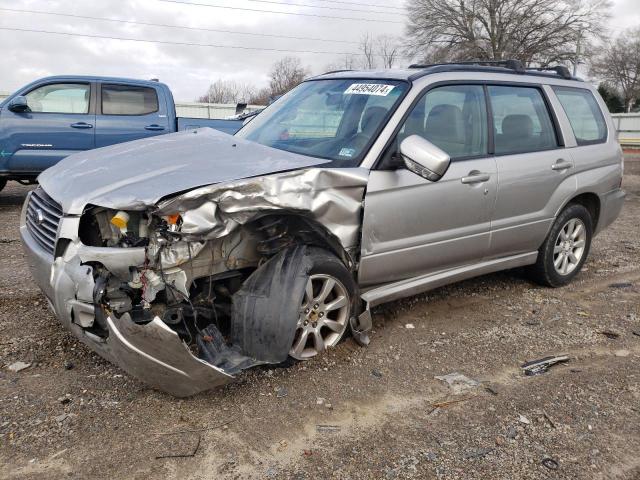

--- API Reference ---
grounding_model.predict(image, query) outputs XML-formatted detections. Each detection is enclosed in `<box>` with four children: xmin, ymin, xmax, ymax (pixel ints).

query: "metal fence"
<box><xmin>611</xmin><ymin>114</ymin><xmax>640</xmax><ymax>147</ymax></box>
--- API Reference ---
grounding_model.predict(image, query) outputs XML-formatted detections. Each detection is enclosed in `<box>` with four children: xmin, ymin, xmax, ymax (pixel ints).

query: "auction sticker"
<box><xmin>344</xmin><ymin>83</ymin><xmax>395</xmax><ymax>96</ymax></box>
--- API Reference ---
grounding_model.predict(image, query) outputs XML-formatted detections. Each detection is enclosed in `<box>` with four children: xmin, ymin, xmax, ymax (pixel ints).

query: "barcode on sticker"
<box><xmin>344</xmin><ymin>84</ymin><xmax>395</xmax><ymax>96</ymax></box>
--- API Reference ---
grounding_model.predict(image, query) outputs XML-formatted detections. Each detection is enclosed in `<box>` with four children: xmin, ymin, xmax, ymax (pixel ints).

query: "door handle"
<box><xmin>461</xmin><ymin>171</ymin><xmax>491</xmax><ymax>184</ymax></box>
<box><xmin>551</xmin><ymin>159</ymin><xmax>573</xmax><ymax>171</ymax></box>
<box><xmin>145</xmin><ymin>124</ymin><xmax>165</xmax><ymax>131</ymax></box>
<box><xmin>70</xmin><ymin>122</ymin><xmax>93</xmax><ymax>129</ymax></box>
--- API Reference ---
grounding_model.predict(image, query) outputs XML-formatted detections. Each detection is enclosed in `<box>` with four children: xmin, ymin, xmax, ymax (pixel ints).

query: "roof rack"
<box><xmin>408</xmin><ymin>59</ymin><xmax>576</xmax><ymax>81</ymax></box>
<box><xmin>409</xmin><ymin>59</ymin><xmax>525</xmax><ymax>72</ymax></box>
<box><xmin>525</xmin><ymin>65</ymin><xmax>572</xmax><ymax>79</ymax></box>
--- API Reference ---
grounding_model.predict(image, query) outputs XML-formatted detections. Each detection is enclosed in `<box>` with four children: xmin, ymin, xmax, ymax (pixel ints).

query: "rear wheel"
<box><xmin>0</xmin><ymin>179</ymin><xmax>6</xmax><ymax>193</ymax></box>
<box><xmin>528</xmin><ymin>204</ymin><xmax>593</xmax><ymax>287</ymax></box>
<box><xmin>289</xmin><ymin>250</ymin><xmax>356</xmax><ymax>360</ymax></box>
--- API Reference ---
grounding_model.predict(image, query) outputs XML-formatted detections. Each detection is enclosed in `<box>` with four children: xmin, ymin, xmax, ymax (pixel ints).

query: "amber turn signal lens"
<box><xmin>166</xmin><ymin>214</ymin><xmax>181</xmax><ymax>225</ymax></box>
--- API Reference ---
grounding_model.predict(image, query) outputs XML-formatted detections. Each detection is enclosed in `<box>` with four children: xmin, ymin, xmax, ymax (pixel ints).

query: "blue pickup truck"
<box><xmin>0</xmin><ymin>76</ymin><xmax>249</xmax><ymax>192</ymax></box>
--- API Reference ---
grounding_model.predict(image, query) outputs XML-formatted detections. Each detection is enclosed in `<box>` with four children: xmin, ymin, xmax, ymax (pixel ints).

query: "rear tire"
<box><xmin>528</xmin><ymin>204</ymin><xmax>593</xmax><ymax>287</ymax></box>
<box><xmin>0</xmin><ymin>179</ymin><xmax>6</xmax><ymax>193</ymax></box>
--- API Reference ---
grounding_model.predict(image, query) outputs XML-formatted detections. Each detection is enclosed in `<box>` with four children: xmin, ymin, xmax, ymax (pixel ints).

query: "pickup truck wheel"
<box><xmin>0</xmin><ymin>179</ymin><xmax>6</xmax><ymax>193</ymax></box>
<box><xmin>528</xmin><ymin>204</ymin><xmax>593</xmax><ymax>287</ymax></box>
<box><xmin>289</xmin><ymin>249</ymin><xmax>356</xmax><ymax>361</ymax></box>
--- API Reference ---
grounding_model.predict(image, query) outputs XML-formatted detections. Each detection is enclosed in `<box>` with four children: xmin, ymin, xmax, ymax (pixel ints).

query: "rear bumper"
<box><xmin>596</xmin><ymin>188</ymin><xmax>626</xmax><ymax>234</ymax></box>
<box><xmin>19</xmin><ymin>197</ymin><xmax>233</xmax><ymax>396</ymax></box>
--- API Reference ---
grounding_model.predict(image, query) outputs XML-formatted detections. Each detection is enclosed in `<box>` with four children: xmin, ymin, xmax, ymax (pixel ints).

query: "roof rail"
<box><xmin>525</xmin><ymin>65</ymin><xmax>572</xmax><ymax>79</ymax></box>
<box><xmin>409</xmin><ymin>59</ymin><xmax>525</xmax><ymax>72</ymax></box>
<box><xmin>322</xmin><ymin>69</ymin><xmax>354</xmax><ymax>75</ymax></box>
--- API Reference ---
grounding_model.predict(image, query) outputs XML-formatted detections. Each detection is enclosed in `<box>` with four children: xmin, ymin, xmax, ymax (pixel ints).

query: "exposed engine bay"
<box><xmin>78</xmin><ymin>206</ymin><xmax>337</xmax><ymax>374</ymax></box>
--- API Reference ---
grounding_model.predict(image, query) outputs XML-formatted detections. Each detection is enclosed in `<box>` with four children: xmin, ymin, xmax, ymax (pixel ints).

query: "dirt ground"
<box><xmin>1</xmin><ymin>156</ymin><xmax>639</xmax><ymax>480</ymax></box>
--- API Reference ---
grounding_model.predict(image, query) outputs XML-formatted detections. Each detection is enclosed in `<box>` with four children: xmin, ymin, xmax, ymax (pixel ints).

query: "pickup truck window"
<box><xmin>25</xmin><ymin>83</ymin><xmax>90</xmax><ymax>114</ymax></box>
<box><xmin>101</xmin><ymin>84</ymin><xmax>159</xmax><ymax>115</ymax></box>
<box><xmin>236</xmin><ymin>79</ymin><xmax>409</xmax><ymax>167</ymax></box>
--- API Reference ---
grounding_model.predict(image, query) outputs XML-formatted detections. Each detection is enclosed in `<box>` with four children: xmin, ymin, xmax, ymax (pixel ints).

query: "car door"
<box><xmin>0</xmin><ymin>82</ymin><xmax>95</xmax><ymax>173</ymax></box>
<box><xmin>486</xmin><ymin>84</ymin><xmax>574</xmax><ymax>258</ymax></box>
<box><xmin>359</xmin><ymin>84</ymin><xmax>497</xmax><ymax>286</ymax></box>
<box><xmin>95</xmin><ymin>83</ymin><xmax>170</xmax><ymax>148</ymax></box>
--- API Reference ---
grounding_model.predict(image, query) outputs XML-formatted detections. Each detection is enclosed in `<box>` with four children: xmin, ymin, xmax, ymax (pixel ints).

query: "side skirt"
<box><xmin>360</xmin><ymin>252</ymin><xmax>538</xmax><ymax>307</ymax></box>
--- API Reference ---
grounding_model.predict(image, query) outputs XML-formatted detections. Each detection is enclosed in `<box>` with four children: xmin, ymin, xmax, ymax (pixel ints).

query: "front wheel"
<box><xmin>289</xmin><ymin>249</ymin><xmax>356</xmax><ymax>360</ymax></box>
<box><xmin>528</xmin><ymin>204</ymin><xmax>593</xmax><ymax>287</ymax></box>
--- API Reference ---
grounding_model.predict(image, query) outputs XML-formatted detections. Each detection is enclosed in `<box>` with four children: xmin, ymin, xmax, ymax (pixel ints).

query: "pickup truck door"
<box><xmin>358</xmin><ymin>84</ymin><xmax>497</xmax><ymax>286</ymax></box>
<box><xmin>0</xmin><ymin>82</ymin><xmax>95</xmax><ymax>174</ymax></box>
<box><xmin>95</xmin><ymin>83</ymin><xmax>171</xmax><ymax>148</ymax></box>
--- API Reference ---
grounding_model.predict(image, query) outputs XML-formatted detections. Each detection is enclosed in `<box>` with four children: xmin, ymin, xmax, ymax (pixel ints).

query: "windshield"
<box><xmin>236</xmin><ymin>79</ymin><xmax>409</xmax><ymax>167</ymax></box>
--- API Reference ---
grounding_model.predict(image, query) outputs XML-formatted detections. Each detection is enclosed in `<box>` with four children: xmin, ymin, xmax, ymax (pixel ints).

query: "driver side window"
<box><xmin>399</xmin><ymin>85</ymin><xmax>488</xmax><ymax>159</ymax></box>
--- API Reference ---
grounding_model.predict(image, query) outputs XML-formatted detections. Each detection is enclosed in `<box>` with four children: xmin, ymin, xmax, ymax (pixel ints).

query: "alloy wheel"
<box><xmin>289</xmin><ymin>274</ymin><xmax>350</xmax><ymax>360</ymax></box>
<box><xmin>553</xmin><ymin>218</ymin><xmax>587</xmax><ymax>276</ymax></box>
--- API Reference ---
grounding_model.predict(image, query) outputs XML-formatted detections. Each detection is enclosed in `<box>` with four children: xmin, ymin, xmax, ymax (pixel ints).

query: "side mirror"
<box><xmin>8</xmin><ymin>96</ymin><xmax>30</xmax><ymax>113</ymax></box>
<box><xmin>399</xmin><ymin>135</ymin><xmax>451</xmax><ymax>182</ymax></box>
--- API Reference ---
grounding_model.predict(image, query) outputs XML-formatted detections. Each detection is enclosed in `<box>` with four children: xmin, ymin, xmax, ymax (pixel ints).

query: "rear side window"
<box><xmin>552</xmin><ymin>87</ymin><xmax>607</xmax><ymax>145</ymax></box>
<box><xmin>25</xmin><ymin>83</ymin><xmax>90</xmax><ymax>114</ymax></box>
<box><xmin>399</xmin><ymin>85</ymin><xmax>488</xmax><ymax>159</ymax></box>
<box><xmin>101</xmin><ymin>84</ymin><xmax>159</xmax><ymax>115</ymax></box>
<box><xmin>488</xmin><ymin>86</ymin><xmax>558</xmax><ymax>155</ymax></box>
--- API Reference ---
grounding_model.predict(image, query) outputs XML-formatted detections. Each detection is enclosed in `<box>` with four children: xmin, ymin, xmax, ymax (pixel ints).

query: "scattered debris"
<box><xmin>64</xmin><ymin>361</ymin><xmax>74</xmax><ymax>370</ymax></box>
<box><xmin>577</xmin><ymin>311</ymin><xmax>590</xmax><ymax>317</ymax></box>
<box><xmin>405</xmin><ymin>323</ymin><xmax>415</xmax><ymax>329</ymax></box>
<box><xmin>608</xmin><ymin>282</ymin><xmax>633</xmax><ymax>289</ymax></box>
<box><xmin>58</xmin><ymin>396</ymin><xmax>71</xmax><ymax>405</ymax></box>
<box><xmin>275</xmin><ymin>387</ymin><xmax>288</xmax><ymax>398</ymax></box>
<box><xmin>614</xmin><ymin>349</ymin><xmax>630</xmax><ymax>357</ymax></box>
<box><xmin>54</xmin><ymin>413</ymin><xmax>71</xmax><ymax>424</ymax></box>
<box><xmin>325</xmin><ymin>403</ymin><xmax>333</xmax><ymax>410</ymax></box>
<box><xmin>597</xmin><ymin>330</ymin><xmax>620</xmax><ymax>339</ymax></box>
<box><xmin>543</xmin><ymin>410</ymin><xmax>557</xmax><ymax>429</ymax></box>
<box><xmin>541</xmin><ymin>457</ymin><xmax>559</xmax><ymax>470</ymax></box>
<box><xmin>431</xmin><ymin>396</ymin><xmax>475</xmax><ymax>409</ymax></box>
<box><xmin>506</xmin><ymin>426</ymin><xmax>517</xmax><ymax>439</ymax></box>
<box><xmin>484</xmin><ymin>385</ymin><xmax>499</xmax><ymax>396</ymax></box>
<box><xmin>302</xmin><ymin>449</ymin><xmax>313</xmax><ymax>457</ymax></box>
<box><xmin>518</xmin><ymin>414</ymin><xmax>530</xmax><ymax>425</ymax></box>
<box><xmin>495</xmin><ymin>436</ymin><xmax>506</xmax><ymax>446</ymax></box>
<box><xmin>154</xmin><ymin>432</ymin><xmax>201</xmax><ymax>459</ymax></box>
<box><xmin>371</xmin><ymin>369</ymin><xmax>383</xmax><ymax>378</ymax></box>
<box><xmin>632</xmin><ymin>330</ymin><xmax>640</xmax><ymax>337</ymax></box>
<box><xmin>435</xmin><ymin>373</ymin><xmax>480</xmax><ymax>394</ymax></box>
<box><xmin>316</xmin><ymin>425</ymin><xmax>341</xmax><ymax>433</ymax></box>
<box><xmin>521</xmin><ymin>355</ymin><xmax>569</xmax><ymax>376</ymax></box>
<box><xmin>7</xmin><ymin>361</ymin><xmax>31</xmax><ymax>373</ymax></box>
<box><xmin>463</xmin><ymin>447</ymin><xmax>494</xmax><ymax>460</ymax></box>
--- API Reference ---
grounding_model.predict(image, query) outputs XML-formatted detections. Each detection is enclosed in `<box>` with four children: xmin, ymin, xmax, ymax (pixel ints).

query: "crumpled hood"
<box><xmin>38</xmin><ymin>128</ymin><xmax>327</xmax><ymax>214</ymax></box>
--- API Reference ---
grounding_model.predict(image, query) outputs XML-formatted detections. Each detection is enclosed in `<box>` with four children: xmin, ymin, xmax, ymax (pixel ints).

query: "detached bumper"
<box><xmin>19</xmin><ymin>205</ymin><xmax>233</xmax><ymax>397</ymax></box>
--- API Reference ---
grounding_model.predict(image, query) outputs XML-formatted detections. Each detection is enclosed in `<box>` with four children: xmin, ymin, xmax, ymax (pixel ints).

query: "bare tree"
<box><xmin>269</xmin><ymin>57</ymin><xmax>309</xmax><ymax>97</ymax></box>
<box><xmin>198</xmin><ymin>79</ymin><xmax>255</xmax><ymax>104</ymax></box>
<box><xmin>591</xmin><ymin>28</ymin><xmax>640</xmax><ymax>112</ymax></box>
<box><xmin>360</xmin><ymin>33</ymin><xmax>377</xmax><ymax>69</ymax></box>
<box><xmin>405</xmin><ymin>0</ymin><xmax>611</xmax><ymax>66</ymax></box>
<box><xmin>377</xmin><ymin>35</ymin><xmax>401</xmax><ymax>68</ymax></box>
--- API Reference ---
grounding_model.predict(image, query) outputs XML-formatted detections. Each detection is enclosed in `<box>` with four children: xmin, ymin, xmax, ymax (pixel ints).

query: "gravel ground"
<box><xmin>1</xmin><ymin>156</ymin><xmax>639</xmax><ymax>480</ymax></box>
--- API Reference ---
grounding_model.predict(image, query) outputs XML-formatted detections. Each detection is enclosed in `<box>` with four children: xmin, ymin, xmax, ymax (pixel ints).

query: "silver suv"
<box><xmin>20</xmin><ymin>61</ymin><xmax>625</xmax><ymax>396</ymax></box>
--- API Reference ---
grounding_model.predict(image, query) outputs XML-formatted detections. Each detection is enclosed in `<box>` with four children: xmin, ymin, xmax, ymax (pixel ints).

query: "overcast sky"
<box><xmin>0</xmin><ymin>0</ymin><xmax>637</xmax><ymax>101</ymax></box>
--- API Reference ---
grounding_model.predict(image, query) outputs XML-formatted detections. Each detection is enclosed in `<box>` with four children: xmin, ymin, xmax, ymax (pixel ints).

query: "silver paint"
<box><xmin>156</xmin><ymin>168</ymin><xmax>369</xmax><ymax>250</ymax></box>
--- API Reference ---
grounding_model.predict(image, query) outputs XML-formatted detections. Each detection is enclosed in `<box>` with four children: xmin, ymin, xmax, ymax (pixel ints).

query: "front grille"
<box><xmin>26</xmin><ymin>187</ymin><xmax>63</xmax><ymax>255</ymax></box>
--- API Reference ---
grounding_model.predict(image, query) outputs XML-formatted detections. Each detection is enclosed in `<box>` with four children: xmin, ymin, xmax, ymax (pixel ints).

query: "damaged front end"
<box><xmin>25</xmin><ymin>168</ymin><xmax>370</xmax><ymax>396</ymax></box>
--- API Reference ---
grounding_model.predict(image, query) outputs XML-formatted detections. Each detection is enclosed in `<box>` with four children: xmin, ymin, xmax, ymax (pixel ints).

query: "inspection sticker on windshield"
<box><xmin>344</xmin><ymin>83</ymin><xmax>395</xmax><ymax>96</ymax></box>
